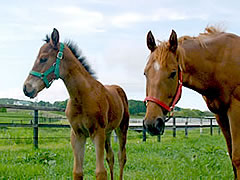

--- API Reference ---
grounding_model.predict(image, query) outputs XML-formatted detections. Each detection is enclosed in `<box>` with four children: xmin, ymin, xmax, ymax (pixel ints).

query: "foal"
<box><xmin>23</xmin><ymin>28</ymin><xmax>129</xmax><ymax>180</ymax></box>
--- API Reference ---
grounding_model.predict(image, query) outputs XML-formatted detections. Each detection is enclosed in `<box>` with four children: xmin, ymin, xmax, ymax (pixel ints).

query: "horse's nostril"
<box><xmin>143</xmin><ymin>120</ymin><xmax>147</xmax><ymax>129</ymax></box>
<box><xmin>155</xmin><ymin>117</ymin><xmax>165</xmax><ymax>135</ymax></box>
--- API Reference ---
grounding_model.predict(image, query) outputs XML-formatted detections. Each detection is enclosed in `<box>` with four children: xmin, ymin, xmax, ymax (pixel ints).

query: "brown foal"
<box><xmin>23</xmin><ymin>28</ymin><xmax>129</xmax><ymax>180</ymax></box>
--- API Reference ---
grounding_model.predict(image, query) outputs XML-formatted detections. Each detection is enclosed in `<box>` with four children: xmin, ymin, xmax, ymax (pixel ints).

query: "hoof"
<box><xmin>96</xmin><ymin>171</ymin><xmax>107</xmax><ymax>180</ymax></box>
<box><xmin>73</xmin><ymin>172</ymin><xmax>83</xmax><ymax>180</ymax></box>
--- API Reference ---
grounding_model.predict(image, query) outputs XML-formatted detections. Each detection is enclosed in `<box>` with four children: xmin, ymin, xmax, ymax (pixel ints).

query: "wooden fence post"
<box><xmin>33</xmin><ymin>110</ymin><xmax>39</xmax><ymax>149</ymax></box>
<box><xmin>143</xmin><ymin>125</ymin><xmax>146</xmax><ymax>142</ymax></box>
<box><xmin>210</xmin><ymin>118</ymin><xmax>213</xmax><ymax>136</ymax></box>
<box><xmin>185</xmin><ymin>118</ymin><xmax>188</xmax><ymax>137</ymax></box>
<box><xmin>173</xmin><ymin>117</ymin><xmax>176</xmax><ymax>137</ymax></box>
<box><xmin>200</xmin><ymin>118</ymin><xmax>203</xmax><ymax>135</ymax></box>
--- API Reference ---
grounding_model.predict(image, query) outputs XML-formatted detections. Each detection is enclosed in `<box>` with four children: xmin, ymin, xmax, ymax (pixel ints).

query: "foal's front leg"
<box><xmin>93</xmin><ymin>128</ymin><xmax>107</xmax><ymax>180</ymax></box>
<box><xmin>71</xmin><ymin>129</ymin><xmax>86</xmax><ymax>180</ymax></box>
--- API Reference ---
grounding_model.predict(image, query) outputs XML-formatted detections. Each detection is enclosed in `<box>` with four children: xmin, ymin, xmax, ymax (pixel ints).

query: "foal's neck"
<box><xmin>61</xmin><ymin>48</ymin><xmax>97</xmax><ymax>101</ymax></box>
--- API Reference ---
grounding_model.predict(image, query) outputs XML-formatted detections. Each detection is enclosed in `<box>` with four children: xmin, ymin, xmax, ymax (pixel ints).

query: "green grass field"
<box><xmin>0</xmin><ymin>126</ymin><xmax>233</xmax><ymax>180</ymax></box>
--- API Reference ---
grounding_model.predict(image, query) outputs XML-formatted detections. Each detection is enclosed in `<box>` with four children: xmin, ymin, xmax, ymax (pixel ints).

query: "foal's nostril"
<box><xmin>23</xmin><ymin>85</ymin><xmax>27</xmax><ymax>92</ymax></box>
<box><xmin>23</xmin><ymin>84</ymin><xmax>36</xmax><ymax>98</ymax></box>
<box><xmin>23</xmin><ymin>85</ymin><xmax>27</xmax><ymax>95</ymax></box>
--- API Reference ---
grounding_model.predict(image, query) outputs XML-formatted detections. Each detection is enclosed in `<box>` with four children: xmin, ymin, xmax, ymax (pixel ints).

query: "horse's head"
<box><xmin>23</xmin><ymin>28</ymin><xmax>64</xmax><ymax>98</ymax></box>
<box><xmin>144</xmin><ymin>30</ymin><xmax>182</xmax><ymax>135</ymax></box>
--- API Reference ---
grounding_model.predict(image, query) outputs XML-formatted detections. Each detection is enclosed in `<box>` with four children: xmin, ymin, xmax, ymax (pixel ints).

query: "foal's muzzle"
<box><xmin>144</xmin><ymin>117</ymin><xmax>165</xmax><ymax>136</ymax></box>
<box><xmin>23</xmin><ymin>84</ymin><xmax>37</xmax><ymax>99</ymax></box>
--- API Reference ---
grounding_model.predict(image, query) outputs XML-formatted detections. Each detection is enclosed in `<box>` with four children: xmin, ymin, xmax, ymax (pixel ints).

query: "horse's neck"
<box><xmin>61</xmin><ymin>52</ymin><xmax>97</xmax><ymax>101</ymax></box>
<box><xmin>180</xmin><ymin>39</ymin><xmax>217</xmax><ymax>95</ymax></box>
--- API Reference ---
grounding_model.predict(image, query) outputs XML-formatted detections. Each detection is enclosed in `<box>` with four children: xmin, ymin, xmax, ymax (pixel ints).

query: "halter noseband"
<box><xmin>30</xmin><ymin>43</ymin><xmax>65</xmax><ymax>88</ymax></box>
<box><xmin>144</xmin><ymin>69</ymin><xmax>183</xmax><ymax>112</ymax></box>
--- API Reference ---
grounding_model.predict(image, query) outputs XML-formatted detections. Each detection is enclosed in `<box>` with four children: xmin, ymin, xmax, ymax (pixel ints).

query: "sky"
<box><xmin>0</xmin><ymin>0</ymin><xmax>240</xmax><ymax>111</ymax></box>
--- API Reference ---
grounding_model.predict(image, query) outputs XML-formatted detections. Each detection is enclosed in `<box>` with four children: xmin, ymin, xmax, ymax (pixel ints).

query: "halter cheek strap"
<box><xmin>30</xmin><ymin>43</ymin><xmax>65</xmax><ymax>88</ymax></box>
<box><xmin>144</xmin><ymin>70</ymin><xmax>183</xmax><ymax>112</ymax></box>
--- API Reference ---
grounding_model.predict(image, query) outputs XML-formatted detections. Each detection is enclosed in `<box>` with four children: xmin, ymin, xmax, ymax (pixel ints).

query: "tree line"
<box><xmin>0</xmin><ymin>98</ymin><xmax>213</xmax><ymax>117</ymax></box>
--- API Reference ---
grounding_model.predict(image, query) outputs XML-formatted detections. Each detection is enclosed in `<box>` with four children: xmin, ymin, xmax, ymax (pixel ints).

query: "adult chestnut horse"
<box><xmin>144</xmin><ymin>26</ymin><xmax>240</xmax><ymax>179</ymax></box>
<box><xmin>23</xmin><ymin>28</ymin><xmax>129</xmax><ymax>180</ymax></box>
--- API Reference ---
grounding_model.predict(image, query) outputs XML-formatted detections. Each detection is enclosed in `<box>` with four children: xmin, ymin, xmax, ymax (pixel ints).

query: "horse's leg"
<box><xmin>227</xmin><ymin>97</ymin><xmax>240</xmax><ymax>179</ymax></box>
<box><xmin>71</xmin><ymin>129</ymin><xmax>86</xmax><ymax>180</ymax></box>
<box><xmin>215</xmin><ymin>113</ymin><xmax>236</xmax><ymax>178</ymax></box>
<box><xmin>105</xmin><ymin>132</ymin><xmax>114</xmax><ymax>180</ymax></box>
<box><xmin>115</xmin><ymin>113</ymin><xmax>129</xmax><ymax>180</ymax></box>
<box><xmin>92</xmin><ymin>128</ymin><xmax>107</xmax><ymax>180</ymax></box>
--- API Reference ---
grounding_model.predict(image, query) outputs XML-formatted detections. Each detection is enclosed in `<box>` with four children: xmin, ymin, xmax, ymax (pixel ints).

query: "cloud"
<box><xmin>110</xmin><ymin>8</ymin><xmax>209</xmax><ymax>28</ymax></box>
<box><xmin>50</xmin><ymin>6</ymin><xmax>105</xmax><ymax>33</ymax></box>
<box><xmin>111</xmin><ymin>13</ymin><xmax>145</xmax><ymax>28</ymax></box>
<box><xmin>0</xmin><ymin>5</ymin><xmax>106</xmax><ymax>42</ymax></box>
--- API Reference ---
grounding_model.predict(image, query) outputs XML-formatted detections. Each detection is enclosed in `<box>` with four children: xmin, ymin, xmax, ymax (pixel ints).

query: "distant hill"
<box><xmin>0</xmin><ymin>98</ymin><xmax>213</xmax><ymax>117</ymax></box>
<box><xmin>0</xmin><ymin>98</ymin><xmax>33</xmax><ymax>106</ymax></box>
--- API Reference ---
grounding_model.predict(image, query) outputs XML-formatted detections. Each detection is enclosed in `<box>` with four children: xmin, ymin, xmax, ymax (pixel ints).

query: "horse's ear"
<box><xmin>168</xmin><ymin>29</ymin><xmax>178</xmax><ymax>53</ymax></box>
<box><xmin>50</xmin><ymin>28</ymin><xmax>59</xmax><ymax>49</ymax></box>
<box><xmin>147</xmin><ymin>31</ymin><xmax>157</xmax><ymax>52</ymax></box>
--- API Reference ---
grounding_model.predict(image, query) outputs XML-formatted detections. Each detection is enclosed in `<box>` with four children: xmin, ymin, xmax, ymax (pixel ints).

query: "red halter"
<box><xmin>144</xmin><ymin>71</ymin><xmax>183</xmax><ymax>112</ymax></box>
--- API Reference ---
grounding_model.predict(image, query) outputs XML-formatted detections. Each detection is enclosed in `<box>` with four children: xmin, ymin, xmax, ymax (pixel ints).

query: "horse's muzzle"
<box><xmin>144</xmin><ymin>117</ymin><xmax>165</xmax><ymax>136</ymax></box>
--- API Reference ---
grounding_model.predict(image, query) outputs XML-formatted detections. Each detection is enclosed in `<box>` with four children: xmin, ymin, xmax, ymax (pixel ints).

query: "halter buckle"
<box><xmin>40</xmin><ymin>73</ymin><xmax>44</xmax><ymax>79</ymax></box>
<box><xmin>57</xmin><ymin>51</ymin><xmax>63</xmax><ymax>59</ymax></box>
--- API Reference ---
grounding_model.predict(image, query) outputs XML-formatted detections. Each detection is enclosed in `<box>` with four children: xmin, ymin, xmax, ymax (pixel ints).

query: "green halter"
<box><xmin>30</xmin><ymin>43</ymin><xmax>65</xmax><ymax>88</ymax></box>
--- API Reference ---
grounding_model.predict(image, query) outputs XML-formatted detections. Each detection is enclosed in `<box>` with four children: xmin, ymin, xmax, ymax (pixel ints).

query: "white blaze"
<box><xmin>154</xmin><ymin>61</ymin><xmax>160</xmax><ymax>71</ymax></box>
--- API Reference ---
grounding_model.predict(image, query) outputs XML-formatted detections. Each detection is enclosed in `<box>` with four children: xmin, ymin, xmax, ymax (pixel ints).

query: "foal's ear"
<box><xmin>147</xmin><ymin>31</ymin><xmax>157</xmax><ymax>52</ymax></box>
<box><xmin>50</xmin><ymin>28</ymin><xmax>60</xmax><ymax>49</ymax></box>
<box><xmin>168</xmin><ymin>30</ymin><xmax>178</xmax><ymax>53</ymax></box>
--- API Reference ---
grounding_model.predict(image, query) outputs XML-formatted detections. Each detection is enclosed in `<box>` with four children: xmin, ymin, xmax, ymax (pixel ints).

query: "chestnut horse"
<box><xmin>23</xmin><ymin>28</ymin><xmax>129</xmax><ymax>180</ymax></box>
<box><xmin>144</xmin><ymin>26</ymin><xmax>240</xmax><ymax>179</ymax></box>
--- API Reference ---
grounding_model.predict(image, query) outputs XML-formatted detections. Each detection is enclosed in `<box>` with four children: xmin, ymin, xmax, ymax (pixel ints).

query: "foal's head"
<box><xmin>23</xmin><ymin>28</ymin><xmax>63</xmax><ymax>98</ymax></box>
<box><xmin>144</xmin><ymin>30</ymin><xmax>182</xmax><ymax>135</ymax></box>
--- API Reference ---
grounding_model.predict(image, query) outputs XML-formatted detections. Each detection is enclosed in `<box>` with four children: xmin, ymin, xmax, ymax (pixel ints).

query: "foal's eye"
<box><xmin>40</xmin><ymin>58</ymin><xmax>48</xmax><ymax>63</ymax></box>
<box><xmin>169</xmin><ymin>71</ymin><xmax>177</xmax><ymax>79</ymax></box>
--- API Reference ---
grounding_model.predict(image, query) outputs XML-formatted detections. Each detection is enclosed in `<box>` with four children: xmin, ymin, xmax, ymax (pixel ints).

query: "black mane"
<box><xmin>44</xmin><ymin>35</ymin><xmax>96</xmax><ymax>78</ymax></box>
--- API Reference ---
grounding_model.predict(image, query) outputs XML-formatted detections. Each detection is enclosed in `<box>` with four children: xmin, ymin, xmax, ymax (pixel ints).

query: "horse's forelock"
<box><xmin>43</xmin><ymin>35</ymin><xmax>50</xmax><ymax>43</ymax></box>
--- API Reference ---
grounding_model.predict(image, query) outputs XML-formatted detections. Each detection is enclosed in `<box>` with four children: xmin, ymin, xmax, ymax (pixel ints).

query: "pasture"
<box><xmin>0</xmin><ymin>126</ymin><xmax>233</xmax><ymax>179</ymax></box>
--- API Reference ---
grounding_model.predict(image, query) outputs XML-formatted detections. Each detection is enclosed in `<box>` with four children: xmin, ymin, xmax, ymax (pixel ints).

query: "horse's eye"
<box><xmin>169</xmin><ymin>71</ymin><xmax>176</xmax><ymax>79</ymax></box>
<box><xmin>40</xmin><ymin>58</ymin><xmax>48</xmax><ymax>63</ymax></box>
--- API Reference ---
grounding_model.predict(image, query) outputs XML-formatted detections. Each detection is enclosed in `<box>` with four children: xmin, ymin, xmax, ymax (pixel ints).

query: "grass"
<box><xmin>0</xmin><ymin>127</ymin><xmax>233</xmax><ymax>180</ymax></box>
<box><xmin>0</xmin><ymin>111</ymin><xmax>233</xmax><ymax>179</ymax></box>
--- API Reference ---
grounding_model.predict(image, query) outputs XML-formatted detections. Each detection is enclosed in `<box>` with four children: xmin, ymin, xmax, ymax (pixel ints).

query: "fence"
<box><xmin>0</xmin><ymin>104</ymin><xmax>219</xmax><ymax>148</ymax></box>
<box><xmin>142</xmin><ymin>116</ymin><xmax>219</xmax><ymax>142</ymax></box>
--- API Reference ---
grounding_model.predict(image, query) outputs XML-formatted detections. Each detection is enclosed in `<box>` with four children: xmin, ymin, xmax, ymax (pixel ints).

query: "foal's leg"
<box><xmin>105</xmin><ymin>132</ymin><xmax>114</xmax><ymax>180</ymax></box>
<box><xmin>115</xmin><ymin>114</ymin><xmax>129</xmax><ymax>180</ymax></box>
<box><xmin>71</xmin><ymin>129</ymin><xmax>86</xmax><ymax>180</ymax></box>
<box><xmin>92</xmin><ymin>128</ymin><xmax>107</xmax><ymax>180</ymax></box>
<box><xmin>215</xmin><ymin>113</ymin><xmax>236</xmax><ymax>178</ymax></box>
<box><xmin>227</xmin><ymin>97</ymin><xmax>240</xmax><ymax>179</ymax></box>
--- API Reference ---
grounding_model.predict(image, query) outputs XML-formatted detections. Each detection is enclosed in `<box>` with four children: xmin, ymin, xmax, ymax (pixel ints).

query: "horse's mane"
<box><xmin>154</xmin><ymin>26</ymin><xmax>225</xmax><ymax>69</ymax></box>
<box><xmin>178</xmin><ymin>25</ymin><xmax>225</xmax><ymax>46</ymax></box>
<box><xmin>44</xmin><ymin>35</ymin><xmax>96</xmax><ymax>78</ymax></box>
